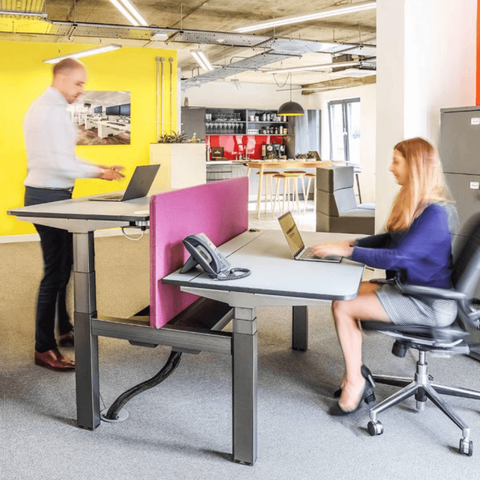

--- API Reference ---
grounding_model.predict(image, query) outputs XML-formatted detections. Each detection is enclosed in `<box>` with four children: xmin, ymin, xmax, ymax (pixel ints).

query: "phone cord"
<box><xmin>216</xmin><ymin>268</ymin><xmax>251</xmax><ymax>281</ymax></box>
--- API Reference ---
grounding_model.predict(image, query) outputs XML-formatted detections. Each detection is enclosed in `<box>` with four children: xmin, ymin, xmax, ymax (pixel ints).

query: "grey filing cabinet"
<box><xmin>440</xmin><ymin>106</ymin><xmax>480</xmax><ymax>360</ymax></box>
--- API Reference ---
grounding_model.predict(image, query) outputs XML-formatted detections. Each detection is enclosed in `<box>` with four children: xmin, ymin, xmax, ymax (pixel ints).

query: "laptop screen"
<box><xmin>122</xmin><ymin>164</ymin><xmax>160</xmax><ymax>201</ymax></box>
<box><xmin>278</xmin><ymin>212</ymin><xmax>305</xmax><ymax>257</ymax></box>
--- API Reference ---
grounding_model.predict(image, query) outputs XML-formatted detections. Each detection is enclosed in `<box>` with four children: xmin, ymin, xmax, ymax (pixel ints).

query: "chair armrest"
<box><xmin>370</xmin><ymin>278</ymin><xmax>395</xmax><ymax>285</ymax></box>
<box><xmin>395</xmin><ymin>280</ymin><xmax>466</xmax><ymax>301</ymax></box>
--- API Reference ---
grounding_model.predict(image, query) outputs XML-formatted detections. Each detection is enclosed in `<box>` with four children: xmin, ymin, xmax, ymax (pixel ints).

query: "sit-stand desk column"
<box><xmin>73</xmin><ymin>232</ymin><xmax>100</xmax><ymax>430</ymax></box>
<box><xmin>232</xmin><ymin>306</ymin><xmax>258</xmax><ymax>465</ymax></box>
<box><xmin>8</xmin><ymin>198</ymin><xmax>151</xmax><ymax>431</ymax></box>
<box><xmin>292</xmin><ymin>306</ymin><xmax>308</xmax><ymax>351</ymax></box>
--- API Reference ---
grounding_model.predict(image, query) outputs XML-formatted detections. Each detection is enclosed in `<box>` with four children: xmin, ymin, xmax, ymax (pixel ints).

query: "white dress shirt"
<box><xmin>24</xmin><ymin>87</ymin><xmax>100</xmax><ymax>189</ymax></box>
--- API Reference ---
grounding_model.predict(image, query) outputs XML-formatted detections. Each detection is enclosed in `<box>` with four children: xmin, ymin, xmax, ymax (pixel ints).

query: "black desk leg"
<box><xmin>292</xmin><ymin>306</ymin><xmax>308</xmax><ymax>351</ymax></box>
<box><xmin>232</xmin><ymin>307</ymin><xmax>258</xmax><ymax>465</ymax></box>
<box><xmin>73</xmin><ymin>232</ymin><xmax>100</xmax><ymax>430</ymax></box>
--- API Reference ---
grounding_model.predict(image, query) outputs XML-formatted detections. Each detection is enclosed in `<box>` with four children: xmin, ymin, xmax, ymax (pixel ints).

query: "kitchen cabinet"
<box><xmin>206</xmin><ymin>162</ymin><xmax>248</xmax><ymax>183</ymax></box>
<box><xmin>206</xmin><ymin>162</ymin><xmax>233</xmax><ymax>183</ymax></box>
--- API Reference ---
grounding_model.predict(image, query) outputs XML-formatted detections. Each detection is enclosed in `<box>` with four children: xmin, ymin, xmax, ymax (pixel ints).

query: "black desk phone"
<box><xmin>180</xmin><ymin>233</ymin><xmax>251</xmax><ymax>280</ymax></box>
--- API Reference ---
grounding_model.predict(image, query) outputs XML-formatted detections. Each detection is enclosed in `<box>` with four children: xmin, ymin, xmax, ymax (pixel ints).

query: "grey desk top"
<box><xmin>7</xmin><ymin>189</ymin><xmax>170</xmax><ymax>222</ymax></box>
<box><xmin>164</xmin><ymin>230</ymin><xmax>364</xmax><ymax>301</ymax></box>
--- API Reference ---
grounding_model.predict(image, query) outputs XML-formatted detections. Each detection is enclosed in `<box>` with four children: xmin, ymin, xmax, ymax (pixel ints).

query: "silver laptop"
<box><xmin>278</xmin><ymin>211</ymin><xmax>342</xmax><ymax>263</ymax></box>
<box><xmin>89</xmin><ymin>164</ymin><xmax>160</xmax><ymax>202</ymax></box>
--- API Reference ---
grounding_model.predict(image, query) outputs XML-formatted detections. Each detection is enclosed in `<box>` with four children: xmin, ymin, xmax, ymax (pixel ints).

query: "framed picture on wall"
<box><xmin>69</xmin><ymin>91</ymin><xmax>131</xmax><ymax>145</ymax></box>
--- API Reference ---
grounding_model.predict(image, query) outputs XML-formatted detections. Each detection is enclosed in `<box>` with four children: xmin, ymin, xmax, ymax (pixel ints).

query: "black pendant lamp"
<box><xmin>278</xmin><ymin>74</ymin><xmax>304</xmax><ymax>116</ymax></box>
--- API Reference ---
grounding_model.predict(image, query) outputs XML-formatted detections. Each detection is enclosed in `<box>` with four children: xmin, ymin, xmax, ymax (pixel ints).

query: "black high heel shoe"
<box><xmin>333</xmin><ymin>365</ymin><xmax>376</xmax><ymax>399</ymax></box>
<box><xmin>329</xmin><ymin>380</ymin><xmax>376</xmax><ymax>416</ymax></box>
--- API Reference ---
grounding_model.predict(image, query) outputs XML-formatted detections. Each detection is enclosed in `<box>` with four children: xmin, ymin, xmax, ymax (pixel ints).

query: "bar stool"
<box><xmin>304</xmin><ymin>172</ymin><xmax>316</xmax><ymax>211</ymax></box>
<box><xmin>256</xmin><ymin>171</ymin><xmax>279</xmax><ymax>213</ymax></box>
<box><xmin>284</xmin><ymin>170</ymin><xmax>307</xmax><ymax>210</ymax></box>
<box><xmin>272</xmin><ymin>172</ymin><xmax>303</xmax><ymax>215</ymax></box>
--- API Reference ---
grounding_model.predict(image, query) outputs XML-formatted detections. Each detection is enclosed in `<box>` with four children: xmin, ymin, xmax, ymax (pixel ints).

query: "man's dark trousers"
<box><xmin>25</xmin><ymin>186</ymin><xmax>74</xmax><ymax>353</ymax></box>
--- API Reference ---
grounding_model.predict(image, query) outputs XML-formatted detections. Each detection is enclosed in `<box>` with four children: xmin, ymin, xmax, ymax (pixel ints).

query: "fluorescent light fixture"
<box><xmin>0</xmin><ymin>10</ymin><xmax>47</xmax><ymax>18</ymax></box>
<box><xmin>231</xmin><ymin>79</ymin><xmax>242</xmax><ymax>91</ymax></box>
<box><xmin>191</xmin><ymin>50</ymin><xmax>214</xmax><ymax>71</ymax></box>
<box><xmin>328</xmin><ymin>67</ymin><xmax>377</xmax><ymax>78</ymax></box>
<box><xmin>43</xmin><ymin>44</ymin><xmax>122</xmax><ymax>64</ymax></box>
<box><xmin>109</xmin><ymin>0</ymin><xmax>148</xmax><ymax>27</ymax></box>
<box><xmin>266</xmin><ymin>61</ymin><xmax>361</xmax><ymax>75</ymax></box>
<box><xmin>151</xmin><ymin>32</ymin><xmax>169</xmax><ymax>41</ymax></box>
<box><xmin>236</xmin><ymin>1</ymin><xmax>376</xmax><ymax>33</ymax></box>
<box><xmin>276</xmin><ymin>85</ymin><xmax>345</xmax><ymax>92</ymax></box>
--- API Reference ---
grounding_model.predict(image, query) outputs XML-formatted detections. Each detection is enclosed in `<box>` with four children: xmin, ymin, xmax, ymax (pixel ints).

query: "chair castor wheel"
<box><xmin>459</xmin><ymin>438</ymin><xmax>473</xmax><ymax>456</ymax></box>
<box><xmin>368</xmin><ymin>421</ymin><xmax>384</xmax><ymax>436</ymax></box>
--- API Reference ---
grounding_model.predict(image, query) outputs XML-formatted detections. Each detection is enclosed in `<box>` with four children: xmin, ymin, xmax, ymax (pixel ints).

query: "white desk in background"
<box><xmin>97</xmin><ymin>120</ymin><xmax>130</xmax><ymax>139</ymax></box>
<box><xmin>84</xmin><ymin>116</ymin><xmax>106</xmax><ymax>130</ymax></box>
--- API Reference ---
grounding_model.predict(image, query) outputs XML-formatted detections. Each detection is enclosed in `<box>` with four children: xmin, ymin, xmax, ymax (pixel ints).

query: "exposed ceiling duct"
<box><xmin>182</xmin><ymin>51</ymin><xmax>297</xmax><ymax>89</ymax></box>
<box><xmin>184</xmin><ymin>43</ymin><xmax>376</xmax><ymax>89</ymax></box>
<box><xmin>0</xmin><ymin>17</ymin><xmax>376</xmax><ymax>56</ymax></box>
<box><xmin>0</xmin><ymin>4</ymin><xmax>377</xmax><ymax>91</ymax></box>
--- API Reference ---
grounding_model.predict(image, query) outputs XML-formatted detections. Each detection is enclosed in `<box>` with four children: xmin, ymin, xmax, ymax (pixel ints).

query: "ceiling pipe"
<box><xmin>0</xmin><ymin>10</ymin><xmax>47</xmax><ymax>18</ymax></box>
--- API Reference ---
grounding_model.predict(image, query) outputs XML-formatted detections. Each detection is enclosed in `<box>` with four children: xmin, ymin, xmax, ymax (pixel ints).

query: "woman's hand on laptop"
<box><xmin>311</xmin><ymin>239</ymin><xmax>354</xmax><ymax>258</ymax></box>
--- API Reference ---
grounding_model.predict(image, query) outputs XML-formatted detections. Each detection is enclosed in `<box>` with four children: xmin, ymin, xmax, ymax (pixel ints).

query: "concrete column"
<box><xmin>375</xmin><ymin>0</ymin><xmax>477</xmax><ymax>230</ymax></box>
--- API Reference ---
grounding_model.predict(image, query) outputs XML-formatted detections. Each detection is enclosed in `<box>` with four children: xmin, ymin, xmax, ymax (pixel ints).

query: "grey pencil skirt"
<box><xmin>375</xmin><ymin>283</ymin><xmax>457</xmax><ymax>328</ymax></box>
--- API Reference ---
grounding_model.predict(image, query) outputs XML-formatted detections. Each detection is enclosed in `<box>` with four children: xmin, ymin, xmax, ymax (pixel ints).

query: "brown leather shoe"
<box><xmin>58</xmin><ymin>331</ymin><xmax>74</xmax><ymax>347</ymax></box>
<box><xmin>35</xmin><ymin>349</ymin><xmax>75</xmax><ymax>371</ymax></box>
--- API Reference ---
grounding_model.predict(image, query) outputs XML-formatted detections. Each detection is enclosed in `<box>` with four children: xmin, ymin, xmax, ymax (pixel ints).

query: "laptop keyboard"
<box><xmin>299</xmin><ymin>248</ymin><xmax>341</xmax><ymax>262</ymax></box>
<box><xmin>100</xmin><ymin>194</ymin><xmax>123</xmax><ymax>200</ymax></box>
<box><xmin>299</xmin><ymin>247</ymin><xmax>318</xmax><ymax>259</ymax></box>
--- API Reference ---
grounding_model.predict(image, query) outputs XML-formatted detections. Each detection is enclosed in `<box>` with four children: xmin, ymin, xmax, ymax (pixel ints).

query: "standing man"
<box><xmin>24</xmin><ymin>58</ymin><xmax>124</xmax><ymax>371</ymax></box>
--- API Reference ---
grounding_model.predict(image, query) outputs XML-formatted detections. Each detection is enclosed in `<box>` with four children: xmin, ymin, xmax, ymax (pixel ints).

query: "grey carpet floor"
<box><xmin>2</xmin><ymin>225</ymin><xmax>480</xmax><ymax>480</ymax></box>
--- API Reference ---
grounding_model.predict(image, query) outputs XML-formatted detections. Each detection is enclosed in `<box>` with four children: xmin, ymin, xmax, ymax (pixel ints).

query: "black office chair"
<box><xmin>361</xmin><ymin>213</ymin><xmax>480</xmax><ymax>456</ymax></box>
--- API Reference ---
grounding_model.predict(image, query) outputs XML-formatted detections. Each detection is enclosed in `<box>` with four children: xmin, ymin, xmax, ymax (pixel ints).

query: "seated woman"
<box><xmin>312</xmin><ymin>137</ymin><xmax>458</xmax><ymax>415</ymax></box>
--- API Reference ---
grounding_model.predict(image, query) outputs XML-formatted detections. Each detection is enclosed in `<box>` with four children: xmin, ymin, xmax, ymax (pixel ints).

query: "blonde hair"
<box><xmin>386</xmin><ymin>137</ymin><xmax>451</xmax><ymax>232</ymax></box>
<box><xmin>53</xmin><ymin>58</ymin><xmax>85</xmax><ymax>77</ymax></box>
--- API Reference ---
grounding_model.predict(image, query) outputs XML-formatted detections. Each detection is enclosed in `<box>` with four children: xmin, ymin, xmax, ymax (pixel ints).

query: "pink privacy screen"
<box><xmin>149</xmin><ymin>177</ymin><xmax>249</xmax><ymax>328</ymax></box>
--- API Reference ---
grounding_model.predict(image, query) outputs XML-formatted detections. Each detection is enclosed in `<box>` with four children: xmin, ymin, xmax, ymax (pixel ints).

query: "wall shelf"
<box><xmin>205</xmin><ymin>108</ymin><xmax>289</xmax><ymax>135</ymax></box>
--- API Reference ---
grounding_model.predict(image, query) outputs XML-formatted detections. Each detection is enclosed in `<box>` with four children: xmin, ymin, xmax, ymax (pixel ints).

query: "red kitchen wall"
<box><xmin>206</xmin><ymin>134</ymin><xmax>285</xmax><ymax>160</ymax></box>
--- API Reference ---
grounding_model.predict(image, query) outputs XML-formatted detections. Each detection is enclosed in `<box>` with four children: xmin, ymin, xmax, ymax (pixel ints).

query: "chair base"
<box><xmin>368</xmin><ymin>350</ymin><xmax>480</xmax><ymax>455</ymax></box>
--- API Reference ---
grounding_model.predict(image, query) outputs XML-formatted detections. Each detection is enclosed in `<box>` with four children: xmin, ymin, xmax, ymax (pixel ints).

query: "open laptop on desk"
<box><xmin>278</xmin><ymin>211</ymin><xmax>342</xmax><ymax>263</ymax></box>
<box><xmin>89</xmin><ymin>164</ymin><xmax>160</xmax><ymax>202</ymax></box>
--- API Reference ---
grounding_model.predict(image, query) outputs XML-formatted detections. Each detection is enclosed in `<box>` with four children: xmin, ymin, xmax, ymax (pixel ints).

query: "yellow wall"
<box><xmin>0</xmin><ymin>41</ymin><xmax>177</xmax><ymax>236</ymax></box>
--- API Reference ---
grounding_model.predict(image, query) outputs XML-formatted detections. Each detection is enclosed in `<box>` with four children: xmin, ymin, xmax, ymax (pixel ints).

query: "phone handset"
<box><xmin>180</xmin><ymin>233</ymin><xmax>251</xmax><ymax>280</ymax></box>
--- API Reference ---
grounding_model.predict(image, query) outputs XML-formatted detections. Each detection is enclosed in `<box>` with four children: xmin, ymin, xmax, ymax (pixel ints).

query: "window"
<box><xmin>328</xmin><ymin>98</ymin><xmax>360</xmax><ymax>164</ymax></box>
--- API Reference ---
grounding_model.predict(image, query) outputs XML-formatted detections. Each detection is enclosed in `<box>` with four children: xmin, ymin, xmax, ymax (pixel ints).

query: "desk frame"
<box><xmin>164</xmin><ymin>230</ymin><xmax>363</xmax><ymax>465</ymax></box>
<box><xmin>9</xmin><ymin>200</ymin><xmax>361</xmax><ymax>466</ymax></box>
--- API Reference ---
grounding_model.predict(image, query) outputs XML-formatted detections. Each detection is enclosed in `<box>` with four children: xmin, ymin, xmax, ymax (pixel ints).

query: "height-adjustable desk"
<box><xmin>9</xmin><ymin>194</ymin><xmax>364</xmax><ymax>466</ymax></box>
<box><xmin>8</xmin><ymin>195</ymin><xmax>152</xmax><ymax>431</ymax></box>
<box><xmin>164</xmin><ymin>229</ymin><xmax>364</xmax><ymax>465</ymax></box>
